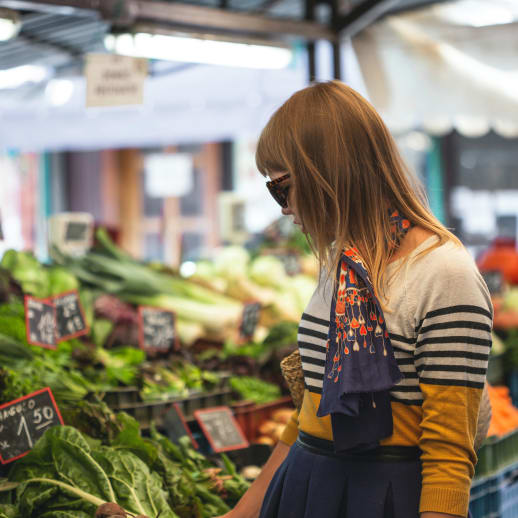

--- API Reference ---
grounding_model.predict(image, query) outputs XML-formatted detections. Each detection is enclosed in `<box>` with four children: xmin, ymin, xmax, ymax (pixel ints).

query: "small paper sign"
<box><xmin>24</xmin><ymin>296</ymin><xmax>56</xmax><ymax>349</ymax></box>
<box><xmin>54</xmin><ymin>291</ymin><xmax>88</xmax><ymax>341</ymax></box>
<box><xmin>86</xmin><ymin>53</ymin><xmax>148</xmax><ymax>108</ymax></box>
<box><xmin>194</xmin><ymin>406</ymin><xmax>248</xmax><ymax>453</ymax></box>
<box><xmin>0</xmin><ymin>388</ymin><xmax>63</xmax><ymax>464</ymax></box>
<box><xmin>240</xmin><ymin>302</ymin><xmax>261</xmax><ymax>341</ymax></box>
<box><xmin>162</xmin><ymin>403</ymin><xmax>198</xmax><ymax>449</ymax></box>
<box><xmin>138</xmin><ymin>306</ymin><xmax>178</xmax><ymax>353</ymax></box>
<box><xmin>482</xmin><ymin>270</ymin><xmax>504</xmax><ymax>296</ymax></box>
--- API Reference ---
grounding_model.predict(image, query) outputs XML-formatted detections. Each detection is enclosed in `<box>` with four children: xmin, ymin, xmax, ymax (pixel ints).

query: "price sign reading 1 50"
<box><xmin>0</xmin><ymin>388</ymin><xmax>63</xmax><ymax>464</ymax></box>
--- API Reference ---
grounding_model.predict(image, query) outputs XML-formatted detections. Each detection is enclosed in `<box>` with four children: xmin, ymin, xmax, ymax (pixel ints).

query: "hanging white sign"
<box><xmin>145</xmin><ymin>154</ymin><xmax>194</xmax><ymax>198</ymax></box>
<box><xmin>85</xmin><ymin>54</ymin><xmax>148</xmax><ymax>107</ymax></box>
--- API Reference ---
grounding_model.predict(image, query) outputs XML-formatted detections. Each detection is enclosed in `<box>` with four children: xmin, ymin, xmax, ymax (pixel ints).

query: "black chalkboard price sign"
<box><xmin>0</xmin><ymin>387</ymin><xmax>63</xmax><ymax>464</ymax></box>
<box><xmin>239</xmin><ymin>302</ymin><xmax>261</xmax><ymax>342</ymax></box>
<box><xmin>194</xmin><ymin>406</ymin><xmax>248</xmax><ymax>453</ymax></box>
<box><xmin>162</xmin><ymin>403</ymin><xmax>198</xmax><ymax>448</ymax></box>
<box><xmin>138</xmin><ymin>306</ymin><xmax>178</xmax><ymax>353</ymax></box>
<box><xmin>24</xmin><ymin>296</ymin><xmax>56</xmax><ymax>349</ymax></box>
<box><xmin>482</xmin><ymin>270</ymin><xmax>504</xmax><ymax>296</ymax></box>
<box><xmin>53</xmin><ymin>290</ymin><xmax>88</xmax><ymax>342</ymax></box>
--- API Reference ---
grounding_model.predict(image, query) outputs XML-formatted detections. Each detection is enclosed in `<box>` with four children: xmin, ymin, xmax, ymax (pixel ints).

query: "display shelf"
<box><xmin>470</xmin><ymin>461</ymin><xmax>518</xmax><ymax>518</ymax></box>
<box><xmin>111</xmin><ymin>387</ymin><xmax>235</xmax><ymax>429</ymax></box>
<box><xmin>476</xmin><ymin>429</ymin><xmax>518</xmax><ymax>478</ymax></box>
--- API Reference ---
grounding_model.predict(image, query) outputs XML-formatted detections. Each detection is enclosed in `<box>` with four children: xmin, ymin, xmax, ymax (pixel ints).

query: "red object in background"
<box><xmin>477</xmin><ymin>238</ymin><xmax>518</xmax><ymax>285</ymax></box>
<box><xmin>93</xmin><ymin>224</ymin><xmax>121</xmax><ymax>247</ymax></box>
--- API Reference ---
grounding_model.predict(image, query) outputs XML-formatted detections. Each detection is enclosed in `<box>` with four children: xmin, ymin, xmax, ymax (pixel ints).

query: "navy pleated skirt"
<box><xmin>260</xmin><ymin>432</ymin><xmax>423</xmax><ymax>518</ymax></box>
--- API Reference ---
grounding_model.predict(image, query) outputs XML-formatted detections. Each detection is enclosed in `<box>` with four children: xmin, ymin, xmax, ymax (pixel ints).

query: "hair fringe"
<box><xmin>256</xmin><ymin>81</ymin><xmax>462</xmax><ymax>307</ymax></box>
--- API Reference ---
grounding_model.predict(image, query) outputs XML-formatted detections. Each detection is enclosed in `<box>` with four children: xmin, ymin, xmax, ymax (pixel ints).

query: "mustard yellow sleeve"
<box><xmin>411</xmin><ymin>260</ymin><xmax>493</xmax><ymax>516</ymax></box>
<box><xmin>418</xmin><ymin>384</ymin><xmax>482</xmax><ymax>516</ymax></box>
<box><xmin>279</xmin><ymin>409</ymin><xmax>300</xmax><ymax>445</ymax></box>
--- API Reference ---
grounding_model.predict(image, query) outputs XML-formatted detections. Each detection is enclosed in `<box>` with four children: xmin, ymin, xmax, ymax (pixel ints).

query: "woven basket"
<box><xmin>280</xmin><ymin>350</ymin><xmax>305</xmax><ymax>410</ymax></box>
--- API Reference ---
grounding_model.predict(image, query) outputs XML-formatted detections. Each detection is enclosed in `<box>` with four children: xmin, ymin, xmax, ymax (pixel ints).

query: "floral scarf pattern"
<box><xmin>316</xmin><ymin>210</ymin><xmax>412</xmax><ymax>452</ymax></box>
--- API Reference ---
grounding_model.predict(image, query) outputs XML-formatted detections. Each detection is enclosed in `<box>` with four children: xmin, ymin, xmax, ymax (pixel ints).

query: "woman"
<box><xmin>218</xmin><ymin>81</ymin><xmax>492</xmax><ymax>518</ymax></box>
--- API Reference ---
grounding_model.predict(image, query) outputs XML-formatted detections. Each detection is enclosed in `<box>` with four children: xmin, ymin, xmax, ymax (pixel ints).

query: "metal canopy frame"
<box><xmin>0</xmin><ymin>0</ymin><xmax>445</xmax><ymax>81</ymax></box>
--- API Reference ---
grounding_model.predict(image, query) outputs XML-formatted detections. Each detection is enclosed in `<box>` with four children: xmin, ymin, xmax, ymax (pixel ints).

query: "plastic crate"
<box><xmin>232</xmin><ymin>396</ymin><xmax>294</xmax><ymax>441</ymax></box>
<box><xmin>117</xmin><ymin>399</ymin><xmax>171</xmax><ymax>429</ymax></box>
<box><xmin>177</xmin><ymin>387</ymin><xmax>235</xmax><ymax>420</ymax></box>
<box><xmin>116</xmin><ymin>388</ymin><xmax>234</xmax><ymax>429</ymax></box>
<box><xmin>470</xmin><ymin>461</ymin><xmax>518</xmax><ymax>518</ymax></box>
<box><xmin>496</xmin><ymin>462</ymin><xmax>518</xmax><ymax>518</ymax></box>
<box><xmin>475</xmin><ymin>430</ymin><xmax>518</xmax><ymax>478</ymax></box>
<box><xmin>476</xmin><ymin>438</ymin><xmax>498</xmax><ymax>478</ymax></box>
<box><xmin>470</xmin><ymin>476</ymin><xmax>494</xmax><ymax>518</ymax></box>
<box><xmin>494</xmin><ymin>431</ymin><xmax>518</xmax><ymax>472</ymax></box>
<box><xmin>97</xmin><ymin>387</ymin><xmax>141</xmax><ymax>407</ymax></box>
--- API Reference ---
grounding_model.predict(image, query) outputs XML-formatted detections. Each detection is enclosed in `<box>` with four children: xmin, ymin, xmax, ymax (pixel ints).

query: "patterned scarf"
<box><xmin>317</xmin><ymin>209</ymin><xmax>413</xmax><ymax>452</ymax></box>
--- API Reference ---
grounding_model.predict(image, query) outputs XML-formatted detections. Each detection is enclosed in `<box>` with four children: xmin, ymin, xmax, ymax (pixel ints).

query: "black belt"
<box><xmin>296</xmin><ymin>431</ymin><xmax>421</xmax><ymax>462</ymax></box>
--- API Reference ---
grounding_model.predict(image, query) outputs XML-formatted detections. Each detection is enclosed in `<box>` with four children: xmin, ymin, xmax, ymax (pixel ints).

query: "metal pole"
<box><xmin>305</xmin><ymin>0</ymin><xmax>316</xmax><ymax>83</ymax></box>
<box><xmin>331</xmin><ymin>0</ymin><xmax>341</xmax><ymax>80</ymax></box>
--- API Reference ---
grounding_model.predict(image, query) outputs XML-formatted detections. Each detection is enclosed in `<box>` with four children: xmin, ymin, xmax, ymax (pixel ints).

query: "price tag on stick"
<box><xmin>162</xmin><ymin>403</ymin><xmax>198</xmax><ymax>449</ymax></box>
<box><xmin>24</xmin><ymin>296</ymin><xmax>57</xmax><ymax>349</ymax></box>
<box><xmin>138</xmin><ymin>306</ymin><xmax>178</xmax><ymax>353</ymax></box>
<box><xmin>53</xmin><ymin>291</ymin><xmax>89</xmax><ymax>342</ymax></box>
<box><xmin>239</xmin><ymin>302</ymin><xmax>261</xmax><ymax>342</ymax></box>
<box><xmin>194</xmin><ymin>406</ymin><xmax>248</xmax><ymax>453</ymax></box>
<box><xmin>0</xmin><ymin>388</ymin><xmax>63</xmax><ymax>464</ymax></box>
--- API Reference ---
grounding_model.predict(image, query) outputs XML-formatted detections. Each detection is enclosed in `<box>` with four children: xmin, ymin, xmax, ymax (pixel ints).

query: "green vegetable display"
<box><xmin>229</xmin><ymin>376</ymin><xmax>281</xmax><ymax>404</ymax></box>
<box><xmin>0</xmin><ymin>412</ymin><xmax>249</xmax><ymax>518</ymax></box>
<box><xmin>6</xmin><ymin>426</ymin><xmax>176</xmax><ymax>518</ymax></box>
<box><xmin>0</xmin><ymin>234</ymin><xmax>311</xmax><ymax>517</ymax></box>
<box><xmin>53</xmin><ymin>229</ymin><xmax>245</xmax><ymax>344</ymax></box>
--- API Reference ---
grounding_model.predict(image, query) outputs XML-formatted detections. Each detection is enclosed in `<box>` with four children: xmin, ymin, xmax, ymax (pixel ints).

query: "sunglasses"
<box><xmin>266</xmin><ymin>173</ymin><xmax>291</xmax><ymax>208</ymax></box>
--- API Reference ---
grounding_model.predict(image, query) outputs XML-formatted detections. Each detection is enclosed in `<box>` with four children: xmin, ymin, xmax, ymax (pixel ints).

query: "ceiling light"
<box><xmin>434</xmin><ymin>0</ymin><xmax>517</xmax><ymax>27</ymax></box>
<box><xmin>0</xmin><ymin>8</ymin><xmax>21</xmax><ymax>41</ymax></box>
<box><xmin>0</xmin><ymin>65</ymin><xmax>48</xmax><ymax>89</ymax></box>
<box><xmin>104</xmin><ymin>32</ymin><xmax>293</xmax><ymax>70</ymax></box>
<box><xmin>45</xmin><ymin>78</ymin><xmax>74</xmax><ymax>106</ymax></box>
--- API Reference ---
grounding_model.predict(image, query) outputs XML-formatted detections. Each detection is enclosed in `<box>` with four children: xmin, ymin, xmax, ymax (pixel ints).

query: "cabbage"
<box><xmin>213</xmin><ymin>246</ymin><xmax>250</xmax><ymax>279</ymax></box>
<box><xmin>249</xmin><ymin>256</ymin><xmax>287</xmax><ymax>287</ymax></box>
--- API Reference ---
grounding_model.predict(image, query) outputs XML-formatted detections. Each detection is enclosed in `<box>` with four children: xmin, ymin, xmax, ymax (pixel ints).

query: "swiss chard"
<box><xmin>9</xmin><ymin>426</ymin><xmax>178</xmax><ymax>518</ymax></box>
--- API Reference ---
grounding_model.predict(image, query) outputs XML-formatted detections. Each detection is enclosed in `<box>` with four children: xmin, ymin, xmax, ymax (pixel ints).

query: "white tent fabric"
<box><xmin>0</xmin><ymin>60</ymin><xmax>307</xmax><ymax>151</ymax></box>
<box><xmin>2</xmin><ymin>0</ymin><xmax>518</xmax><ymax>150</ymax></box>
<box><xmin>351</xmin><ymin>1</ymin><xmax>518</xmax><ymax>137</ymax></box>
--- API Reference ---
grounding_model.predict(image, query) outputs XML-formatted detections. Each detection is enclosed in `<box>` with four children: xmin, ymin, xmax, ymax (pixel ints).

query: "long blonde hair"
<box><xmin>256</xmin><ymin>80</ymin><xmax>460</xmax><ymax>301</ymax></box>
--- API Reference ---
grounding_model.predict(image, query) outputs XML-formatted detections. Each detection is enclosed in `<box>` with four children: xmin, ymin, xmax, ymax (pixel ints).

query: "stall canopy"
<box><xmin>351</xmin><ymin>0</ymin><xmax>518</xmax><ymax>138</ymax></box>
<box><xmin>1</xmin><ymin>0</ymin><xmax>517</xmax><ymax>150</ymax></box>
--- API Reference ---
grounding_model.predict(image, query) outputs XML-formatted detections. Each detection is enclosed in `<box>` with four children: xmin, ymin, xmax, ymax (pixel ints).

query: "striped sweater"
<box><xmin>280</xmin><ymin>236</ymin><xmax>493</xmax><ymax>517</ymax></box>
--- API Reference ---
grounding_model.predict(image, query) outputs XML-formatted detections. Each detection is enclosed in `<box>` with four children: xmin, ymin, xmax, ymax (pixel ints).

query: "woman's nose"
<box><xmin>282</xmin><ymin>206</ymin><xmax>292</xmax><ymax>216</ymax></box>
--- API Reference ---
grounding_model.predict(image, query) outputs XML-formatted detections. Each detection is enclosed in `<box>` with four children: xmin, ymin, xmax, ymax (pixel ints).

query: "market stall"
<box><xmin>1</xmin><ymin>0</ymin><xmax>518</xmax><ymax>517</ymax></box>
<box><xmin>0</xmin><ymin>215</ymin><xmax>318</xmax><ymax>516</ymax></box>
